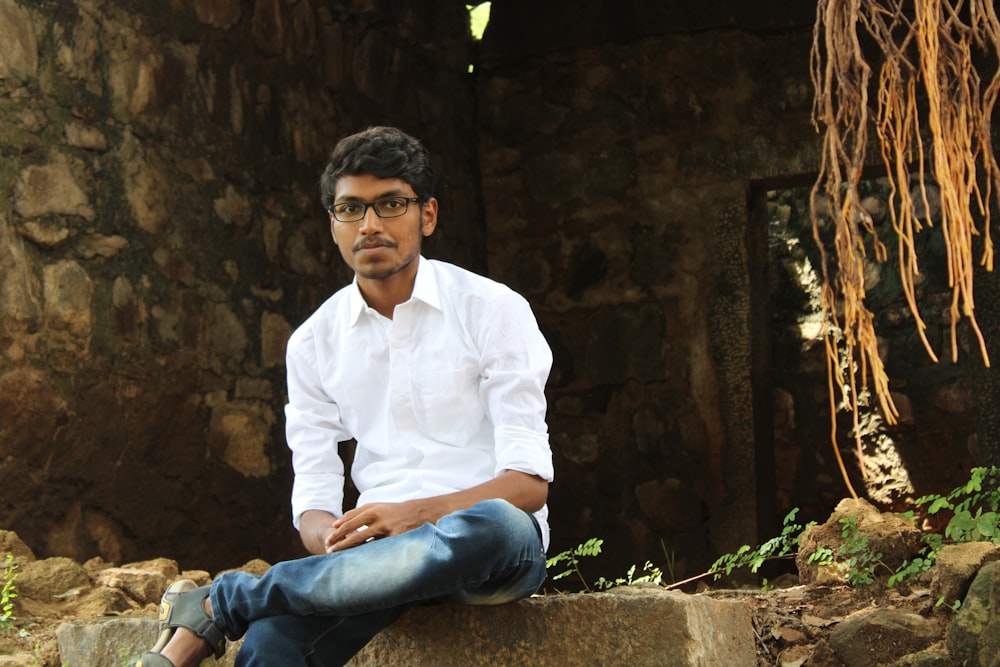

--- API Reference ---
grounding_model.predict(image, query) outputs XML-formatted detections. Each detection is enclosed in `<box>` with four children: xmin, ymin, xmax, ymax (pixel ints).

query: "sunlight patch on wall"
<box><xmin>468</xmin><ymin>2</ymin><xmax>491</xmax><ymax>40</ymax></box>
<box><xmin>467</xmin><ymin>2</ymin><xmax>491</xmax><ymax>73</ymax></box>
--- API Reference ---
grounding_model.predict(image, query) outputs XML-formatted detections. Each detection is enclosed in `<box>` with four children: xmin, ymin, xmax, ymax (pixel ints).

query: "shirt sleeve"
<box><xmin>285</xmin><ymin>322</ymin><xmax>350</xmax><ymax>529</ymax></box>
<box><xmin>477</xmin><ymin>291</ymin><xmax>555</xmax><ymax>483</ymax></box>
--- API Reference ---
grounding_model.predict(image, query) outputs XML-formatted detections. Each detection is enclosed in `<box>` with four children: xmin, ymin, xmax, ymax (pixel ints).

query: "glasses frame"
<box><xmin>328</xmin><ymin>196</ymin><xmax>423</xmax><ymax>223</ymax></box>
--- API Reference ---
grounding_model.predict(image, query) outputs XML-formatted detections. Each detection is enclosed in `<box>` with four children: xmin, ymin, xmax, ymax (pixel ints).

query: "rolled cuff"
<box><xmin>290</xmin><ymin>472</ymin><xmax>345</xmax><ymax>530</ymax></box>
<box><xmin>493</xmin><ymin>425</ymin><xmax>554</xmax><ymax>482</ymax></box>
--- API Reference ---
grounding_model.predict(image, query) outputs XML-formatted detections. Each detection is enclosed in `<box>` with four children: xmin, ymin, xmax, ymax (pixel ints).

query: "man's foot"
<box><xmin>137</xmin><ymin>580</ymin><xmax>226</xmax><ymax>667</ymax></box>
<box><xmin>157</xmin><ymin>626</ymin><xmax>215</xmax><ymax>667</ymax></box>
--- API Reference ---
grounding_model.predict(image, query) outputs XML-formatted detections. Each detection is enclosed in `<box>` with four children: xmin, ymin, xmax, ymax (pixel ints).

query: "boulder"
<box><xmin>929</xmin><ymin>542</ymin><xmax>1000</xmax><ymax>606</ymax></box>
<box><xmin>947</xmin><ymin>560</ymin><xmax>1000</xmax><ymax>666</ymax></box>
<box><xmin>827</xmin><ymin>609</ymin><xmax>939</xmax><ymax>667</ymax></box>
<box><xmin>796</xmin><ymin>498</ymin><xmax>922</xmax><ymax>585</ymax></box>
<box><xmin>0</xmin><ymin>531</ymin><xmax>35</xmax><ymax>564</ymax></box>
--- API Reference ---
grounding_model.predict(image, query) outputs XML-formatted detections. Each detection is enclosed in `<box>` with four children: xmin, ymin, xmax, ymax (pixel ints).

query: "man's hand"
<box><xmin>299</xmin><ymin>509</ymin><xmax>339</xmax><ymax>555</ymax></box>
<box><xmin>325</xmin><ymin>499</ymin><xmax>439</xmax><ymax>552</ymax></box>
<box><xmin>300</xmin><ymin>471</ymin><xmax>548</xmax><ymax>554</ymax></box>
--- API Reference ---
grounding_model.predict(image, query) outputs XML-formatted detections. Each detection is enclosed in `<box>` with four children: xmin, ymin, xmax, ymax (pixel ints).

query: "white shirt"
<box><xmin>285</xmin><ymin>257</ymin><xmax>554</xmax><ymax>549</ymax></box>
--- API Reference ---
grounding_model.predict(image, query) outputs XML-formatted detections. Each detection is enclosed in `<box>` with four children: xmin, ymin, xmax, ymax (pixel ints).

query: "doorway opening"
<box><xmin>752</xmin><ymin>176</ymin><xmax>979</xmax><ymax>530</ymax></box>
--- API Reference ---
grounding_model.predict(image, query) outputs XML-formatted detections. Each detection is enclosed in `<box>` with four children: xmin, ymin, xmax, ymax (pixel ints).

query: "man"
<box><xmin>138</xmin><ymin>126</ymin><xmax>554</xmax><ymax>666</ymax></box>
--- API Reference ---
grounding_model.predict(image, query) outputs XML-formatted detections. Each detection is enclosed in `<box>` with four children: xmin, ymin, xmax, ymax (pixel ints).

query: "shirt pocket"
<box><xmin>413</xmin><ymin>366</ymin><xmax>484</xmax><ymax>445</ymax></box>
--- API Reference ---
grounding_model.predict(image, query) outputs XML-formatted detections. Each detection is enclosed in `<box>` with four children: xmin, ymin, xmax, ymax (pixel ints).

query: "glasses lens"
<box><xmin>374</xmin><ymin>197</ymin><xmax>408</xmax><ymax>218</ymax></box>
<box><xmin>333</xmin><ymin>203</ymin><xmax>364</xmax><ymax>222</ymax></box>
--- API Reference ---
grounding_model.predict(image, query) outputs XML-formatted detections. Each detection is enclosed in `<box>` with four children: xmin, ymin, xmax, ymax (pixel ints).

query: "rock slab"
<box><xmin>58</xmin><ymin>588</ymin><xmax>754</xmax><ymax>667</ymax></box>
<box><xmin>947</xmin><ymin>560</ymin><xmax>1000</xmax><ymax>667</ymax></box>
<box><xmin>350</xmin><ymin>588</ymin><xmax>754</xmax><ymax>667</ymax></box>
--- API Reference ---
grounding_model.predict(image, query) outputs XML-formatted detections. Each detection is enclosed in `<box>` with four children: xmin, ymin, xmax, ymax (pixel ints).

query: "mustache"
<box><xmin>353</xmin><ymin>238</ymin><xmax>396</xmax><ymax>252</ymax></box>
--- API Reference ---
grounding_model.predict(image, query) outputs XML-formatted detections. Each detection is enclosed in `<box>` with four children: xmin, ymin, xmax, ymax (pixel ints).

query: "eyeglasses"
<box><xmin>328</xmin><ymin>196</ymin><xmax>422</xmax><ymax>223</ymax></box>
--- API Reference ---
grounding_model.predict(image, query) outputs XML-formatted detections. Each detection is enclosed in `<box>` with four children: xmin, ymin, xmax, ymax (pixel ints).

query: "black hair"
<box><xmin>319</xmin><ymin>126</ymin><xmax>436</xmax><ymax>210</ymax></box>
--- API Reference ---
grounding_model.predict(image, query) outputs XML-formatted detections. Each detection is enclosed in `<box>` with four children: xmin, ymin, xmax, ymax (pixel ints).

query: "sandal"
<box><xmin>136</xmin><ymin>579</ymin><xmax>227</xmax><ymax>666</ymax></box>
<box><xmin>136</xmin><ymin>653</ymin><xmax>174</xmax><ymax>667</ymax></box>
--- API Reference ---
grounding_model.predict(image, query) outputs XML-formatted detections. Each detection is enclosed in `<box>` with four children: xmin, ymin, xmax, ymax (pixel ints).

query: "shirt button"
<box><xmin>395</xmin><ymin>396</ymin><xmax>406</xmax><ymax>406</ymax></box>
<box><xmin>392</xmin><ymin>339</ymin><xmax>403</xmax><ymax>349</ymax></box>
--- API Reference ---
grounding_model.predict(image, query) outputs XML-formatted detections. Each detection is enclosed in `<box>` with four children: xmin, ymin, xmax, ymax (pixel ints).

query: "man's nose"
<box><xmin>357</xmin><ymin>205</ymin><xmax>383</xmax><ymax>233</ymax></box>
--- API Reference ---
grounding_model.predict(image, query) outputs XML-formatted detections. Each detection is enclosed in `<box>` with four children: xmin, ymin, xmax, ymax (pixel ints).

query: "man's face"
<box><xmin>329</xmin><ymin>174</ymin><xmax>437</xmax><ymax>282</ymax></box>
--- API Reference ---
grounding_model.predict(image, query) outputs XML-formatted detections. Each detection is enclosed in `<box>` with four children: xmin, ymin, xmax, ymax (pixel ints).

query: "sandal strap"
<box><xmin>159</xmin><ymin>582</ymin><xmax>227</xmax><ymax>658</ymax></box>
<box><xmin>136</xmin><ymin>652</ymin><xmax>175</xmax><ymax>667</ymax></box>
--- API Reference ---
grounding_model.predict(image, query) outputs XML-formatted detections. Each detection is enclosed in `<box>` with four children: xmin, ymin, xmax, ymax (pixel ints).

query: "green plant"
<box><xmin>594</xmin><ymin>560</ymin><xmax>664</xmax><ymax>590</ymax></box>
<box><xmin>803</xmin><ymin>468</ymin><xmax>1000</xmax><ymax>589</ymax></box>
<box><xmin>546</xmin><ymin>537</ymin><xmax>605</xmax><ymax>592</ymax></box>
<box><xmin>920</xmin><ymin>466</ymin><xmax>1000</xmax><ymax>544</ymax></box>
<box><xmin>935</xmin><ymin>595</ymin><xmax>962</xmax><ymax>613</ymax></box>
<box><xmin>887</xmin><ymin>531</ymin><xmax>941</xmax><ymax>588</ymax></box>
<box><xmin>834</xmin><ymin>515</ymin><xmax>884</xmax><ymax>586</ymax></box>
<box><xmin>805</xmin><ymin>515</ymin><xmax>889</xmax><ymax>587</ymax></box>
<box><xmin>658</xmin><ymin>539</ymin><xmax>677</xmax><ymax>583</ymax></box>
<box><xmin>710</xmin><ymin>510</ymin><xmax>887</xmax><ymax>588</ymax></box>
<box><xmin>709</xmin><ymin>508</ymin><xmax>813</xmax><ymax>581</ymax></box>
<box><xmin>546</xmin><ymin>468</ymin><xmax>999</xmax><ymax>596</ymax></box>
<box><xmin>547</xmin><ymin>539</ymin><xmax>674</xmax><ymax>593</ymax></box>
<box><xmin>807</xmin><ymin>544</ymin><xmax>834</xmax><ymax>567</ymax></box>
<box><xmin>1</xmin><ymin>554</ymin><xmax>18</xmax><ymax>633</ymax></box>
<box><xmin>885</xmin><ymin>466</ymin><xmax>999</xmax><ymax>589</ymax></box>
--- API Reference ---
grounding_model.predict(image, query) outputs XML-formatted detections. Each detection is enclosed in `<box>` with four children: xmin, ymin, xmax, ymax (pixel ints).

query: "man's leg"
<box><xmin>212</xmin><ymin>498</ymin><xmax>545</xmax><ymax>637</ymax></box>
<box><xmin>234</xmin><ymin>607</ymin><xmax>410</xmax><ymax>667</ymax></box>
<box><xmin>155</xmin><ymin>499</ymin><xmax>545</xmax><ymax>666</ymax></box>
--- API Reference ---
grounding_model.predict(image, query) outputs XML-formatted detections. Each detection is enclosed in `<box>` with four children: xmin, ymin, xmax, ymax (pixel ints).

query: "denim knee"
<box><xmin>236</xmin><ymin>615</ymin><xmax>308</xmax><ymax>665</ymax></box>
<box><xmin>436</xmin><ymin>498</ymin><xmax>543</xmax><ymax>563</ymax></box>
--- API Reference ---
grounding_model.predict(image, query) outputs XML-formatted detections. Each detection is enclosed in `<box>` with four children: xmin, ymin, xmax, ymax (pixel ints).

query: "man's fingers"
<box><xmin>325</xmin><ymin>520</ymin><xmax>382</xmax><ymax>552</ymax></box>
<box><xmin>326</xmin><ymin>528</ymin><xmax>369</xmax><ymax>553</ymax></box>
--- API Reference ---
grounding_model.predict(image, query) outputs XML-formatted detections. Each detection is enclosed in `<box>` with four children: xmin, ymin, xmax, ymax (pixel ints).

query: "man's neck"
<box><xmin>356</xmin><ymin>259</ymin><xmax>420</xmax><ymax>319</ymax></box>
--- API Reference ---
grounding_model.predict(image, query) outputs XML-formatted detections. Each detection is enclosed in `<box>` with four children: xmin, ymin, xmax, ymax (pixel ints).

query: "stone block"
<box><xmin>58</xmin><ymin>589</ymin><xmax>753</xmax><ymax>667</ymax></box>
<box><xmin>350</xmin><ymin>588</ymin><xmax>754</xmax><ymax>666</ymax></box>
<box><xmin>58</xmin><ymin>617</ymin><xmax>160</xmax><ymax>667</ymax></box>
<box><xmin>57</xmin><ymin>617</ymin><xmax>236</xmax><ymax>667</ymax></box>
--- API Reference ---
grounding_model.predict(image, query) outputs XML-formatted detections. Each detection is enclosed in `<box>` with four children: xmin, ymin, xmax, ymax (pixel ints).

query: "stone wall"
<box><xmin>476</xmin><ymin>1</ymin><xmax>995</xmax><ymax>579</ymax></box>
<box><xmin>0</xmin><ymin>0</ymin><xmax>480</xmax><ymax>571</ymax></box>
<box><xmin>476</xmin><ymin>14</ymin><xmax>822</xmax><ymax>575</ymax></box>
<box><xmin>2</xmin><ymin>0</ymin><xmax>994</xmax><ymax>585</ymax></box>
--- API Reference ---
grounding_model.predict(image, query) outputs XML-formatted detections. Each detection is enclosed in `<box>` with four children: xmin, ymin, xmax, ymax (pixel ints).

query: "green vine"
<box><xmin>889</xmin><ymin>466</ymin><xmax>1000</xmax><ymax>588</ymax></box>
<box><xmin>1</xmin><ymin>554</ymin><xmax>18</xmax><ymax>633</ymax></box>
<box><xmin>545</xmin><ymin>468</ymin><xmax>999</xmax><ymax>594</ymax></box>
<box><xmin>545</xmin><ymin>537</ymin><xmax>605</xmax><ymax>593</ymax></box>
<box><xmin>709</xmin><ymin>508</ymin><xmax>813</xmax><ymax>581</ymax></box>
<box><xmin>920</xmin><ymin>466</ymin><xmax>1000</xmax><ymax>543</ymax></box>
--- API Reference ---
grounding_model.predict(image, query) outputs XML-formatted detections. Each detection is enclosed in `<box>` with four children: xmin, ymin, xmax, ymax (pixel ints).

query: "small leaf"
<box><xmin>927</xmin><ymin>497</ymin><xmax>951</xmax><ymax>514</ymax></box>
<box><xmin>976</xmin><ymin>512</ymin><xmax>997</xmax><ymax>537</ymax></box>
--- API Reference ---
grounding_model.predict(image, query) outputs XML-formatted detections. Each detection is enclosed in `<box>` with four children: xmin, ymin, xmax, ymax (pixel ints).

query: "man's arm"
<box><xmin>319</xmin><ymin>470</ymin><xmax>547</xmax><ymax>553</ymax></box>
<box><xmin>299</xmin><ymin>509</ymin><xmax>340</xmax><ymax>555</ymax></box>
<box><xmin>285</xmin><ymin>321</ymin><xmax>352</xmax><ymax>554</ymax></box>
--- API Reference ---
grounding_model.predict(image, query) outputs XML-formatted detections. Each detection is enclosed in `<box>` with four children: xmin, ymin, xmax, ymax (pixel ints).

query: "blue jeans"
<box><xmin>209</xmin><ymin>499</ymin><xmax>547</xmax><ymax>666</ymax></box>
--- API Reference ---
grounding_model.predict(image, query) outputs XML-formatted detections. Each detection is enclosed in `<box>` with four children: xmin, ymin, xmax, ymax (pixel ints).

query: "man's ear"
<box><xmin>421</xmin><ymin>197</ymin><xmax>439</xmax><ymax>237</ymax></box>
<box><xmin>329</xmin><ymin>211</ymin><xmax>338</xmax><ymax>242</ymax></box>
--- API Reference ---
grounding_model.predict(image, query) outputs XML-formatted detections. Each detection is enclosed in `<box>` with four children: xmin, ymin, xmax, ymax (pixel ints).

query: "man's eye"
<box><xmin>337</xmin><ymin>203</ymin><xmax>361</xmax><ymax>214</ymax></box>
<box><xmin>380</xmin><ymin>198</ymin><xmax>405</xmax><ymax>210</ymax></box>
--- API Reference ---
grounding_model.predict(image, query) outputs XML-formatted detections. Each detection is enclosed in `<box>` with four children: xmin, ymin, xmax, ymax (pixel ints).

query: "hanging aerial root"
<box><xmin>810</xmin><ymin>0</ymin><xmax>1000</xmax><ymax>497</ymax></box>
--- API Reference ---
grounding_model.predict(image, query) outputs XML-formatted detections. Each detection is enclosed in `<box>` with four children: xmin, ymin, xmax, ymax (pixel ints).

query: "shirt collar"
<box><xmin>347</xmin><ymin>256</ymin><xmax>441</xmax><ymax>326</ymax></box>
